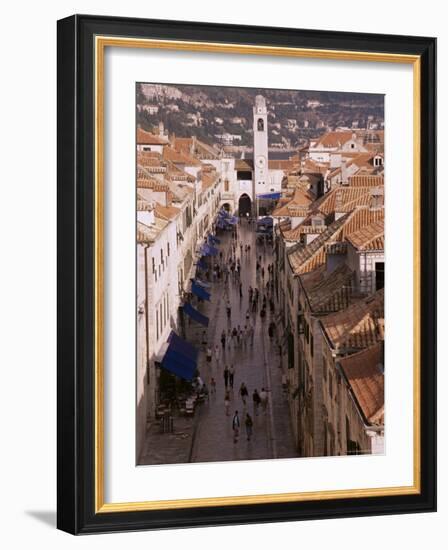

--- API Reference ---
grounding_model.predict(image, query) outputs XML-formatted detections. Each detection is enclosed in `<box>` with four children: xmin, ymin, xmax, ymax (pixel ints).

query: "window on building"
<box><xmin>310</xmin><ymin>333</ymin><xmax>314</xmax><ymax>357</ymax></box>
<box><xmin>224</xmin><ymin>179</ymin><xmax>229</xmax><ymax>192</ymax></box>
<box><xmin>156</xmin><ymin>311</ymin><xmax>159</xmax><ymax>340</ymax></box>
<box><xmin>257</xmin><ymin>118</ymin><xmax>264</xmax><ymax>131</ymax></box>
<box><xmin>152</xmin><ymin>257</ymin><xmax>155</xmax><ymax>273</ymax></box>
<box><xmin>167</xmin><ymin>243</ymin><xmax>170</xmax><ymax>257</ymax></box>
<box><xmin>375</xmin><ymin>262</ymin><xmax>385</xmax><ymax>291</ymax></box>
<box><xmin>237</xmin><ymin>171</ymin><xmax>252</xmax><ymax>180</ymax></box>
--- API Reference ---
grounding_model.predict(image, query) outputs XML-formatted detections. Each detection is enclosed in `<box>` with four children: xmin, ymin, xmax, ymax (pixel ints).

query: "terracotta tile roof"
<box><xmin>136</xmin><ymin>177</ymin><xmax>169</xmax><ymax>192</ymax></box>
<box><xmin>288</xmin><ymin>213</ymin><xmax>350</xmax><ymax>274</ymax></box>
<box><xmin>165</xmin><ymin>161</ymin><xmax>196</xmax><ymax>183</ymax></box>
<box><xmin>283</xmin><ymin>222</ymin><xmax>327</xmax><ymax>241</ymax></box>
<box><xmin>137</xmin><ymin>127</ymin><xmax>169</xmax><ymax>146</ymax></box>
<box><xmin>302</xmin><ymin>158</ymin><xmax>330</xmax><ymax>174</ymax></box>
<box><xmin>162</xmin><ymin>146</ymin><xmax>201</xmax><ymax>166</ymax></box>
<box><xmin>300</xmin><ymin>264</ymin><xmax>356</xmax><ymax>314</ymax></box>
<box><xmin>173</xmin><ymin>136</ymin><xmax>219</xmax><ymax>160</ymax></box>
<box><xmin>313</xmin><ymin>131</ymin><xmax>354</xmax><ymax>148</ymax></box>
<box><xmin>321</xmin><ymin>289</ymin><xmax>384</xmax><ymax>352</ymax></box>
<box><xmin>348</xmin><ymin>174</ymin><xmax>384</xmax><ymax>187</ymax></box>
<box><xmin>339</xmin><ymin>342</ymin><xmax>384</xmax><ymax>425</ymax></box>
<box><xmin>268</xmin><ymin>159</ymin><xmax>296</xmax><ymax>170</ymax></box>
<box><xmin>154</xmin><ymin>203</ymin><xmax>180</xmax><ymax>221</ymax></box>
<box><xmin>347</xmin><ymin>219</ymin><xmax>384</xmax><ymax>251</ymax></box>
<box><xmin>235</xmin><ymin>159</ymin><xmax>254</xmax><ymax>171</ymax></box>
<box><xmin>317</xmin><ymin>186</ymin><xmax>383</xmax><ymax>215</ymax></box>
<box><xmin>288</xmin><ymin>207</ymin><xmax>384</xmax><ymax>274</ymax></box>
<box><xmin>201</xmin><ymin>172</ymin><xmax>218</xmax><ymax>190</ymax></box>
<box><xmin>272</xmin><ymin>187</ymin><xmax>313</xmax><ymax>217</ymax></box>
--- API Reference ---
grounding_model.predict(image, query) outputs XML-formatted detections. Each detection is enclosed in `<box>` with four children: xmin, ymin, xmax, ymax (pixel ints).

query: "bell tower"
<box><xmin>253</xmin><ymin>95</ymin><xmax>268</xmax><ymax>212</ymax></box>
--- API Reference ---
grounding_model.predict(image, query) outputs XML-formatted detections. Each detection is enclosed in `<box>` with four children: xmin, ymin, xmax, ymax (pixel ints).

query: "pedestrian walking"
<box><xmin>239</xmin><ymin>281</ymin><xmax>243</xmax><ymax>299</ymax></box>
<box><xmin>245</xmin><ymin>308</ymin><xmax>250</xmax><ymax>322</ymax></box>
<box><xmin>268</xmin><ymin>321</ymin><xmax>275</xmax><ymax>339</ymax></box>
<box><xmin>232</xmin><ymin>410</ymin><xmax>240</xmax><ymax>443</ymax></box>
<box><xmin>210</xmin><ymin>377</ymin><xmax>216</xmax><ymax>394</ymax></box>
<box><xmin>249</xmin><ymin>324</ymin><xmax>255</xmax><ymax>346</ymax></box>
<box><xmin>214</xmin><ymin>344</ymin><xmax>220</xmax><ymax>364</ymax></box>
<box><xmin>226</xmin><ymin>300</ymin><xmax>231</xmax><ymax>320</ymax></box>
<box><xmin>224</xmin><ymin>390</ymin><xmax>231</xmax><ymax>416</ymax></box>
<box><xmin>229</xmin><ymin>365</ymin><xmax>235</xmax><ymax>388</ymax></box>
<box><xmin>201</xmin><ymin>330</ymin><xmax>207</xmax><ymax>350</ymax></box>
<box><xmin>252</xmin><ymin>389</ymin><xmax>261</xmax><ymax>415</ymax></box>
<box><xmin>260</xmin><ymin>387</ymin><xmax>268</xmax><ymax>413</ymax></box>
<box><xmin>245</xmin><ymin>413</ymin><xmax>253</xmax><ymax>441</ymax></box>
<box><xmin>239</xmin><ymin>382</ymin><xmax>249</xmax><ymax>406</ymax></box>
<box><xmin>223</xmin><ymin>365</ymin><xmax>229</xmax><ymax>389</ymax></box>
<box><xmin>220</xmin><ymin>329</ymin><xmax>226</xmax><ymax>349</ymax></box>
<box><xmin>206</xmin><ymin>347</ymin><xmax>212</xmax><ymax>364</ymax></box>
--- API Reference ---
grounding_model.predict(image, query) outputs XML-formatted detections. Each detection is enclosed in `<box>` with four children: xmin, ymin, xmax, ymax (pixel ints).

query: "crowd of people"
<box><xmin>198</xmin><ymin>219</ymin><xmax>278</xmax><ymax>445</ymax></box>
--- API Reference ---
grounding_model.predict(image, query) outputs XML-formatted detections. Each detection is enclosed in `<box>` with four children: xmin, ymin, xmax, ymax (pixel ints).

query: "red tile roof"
<box><xmin>137</xmin><ymin>127</ymin><xmax>169</xmax><ymax>145</ymax></box>
<box><xmin>347</xmin><ymin>219</ymin><xmax>384</xmax><ymax>251</ymax></box>
<box><xmin>339</xmin><ymin>342</ymin><xmax>384</xmax><ymax>425</ymax></box>
<box><xmin>320</xmin><ymin>289</ymin><xmax>384</xmax><ymax>352</ymax></box>
<box><xmin>300</xmin><ymin>264</ymin><xmax>356</xmax><ymax>314</ymax></box>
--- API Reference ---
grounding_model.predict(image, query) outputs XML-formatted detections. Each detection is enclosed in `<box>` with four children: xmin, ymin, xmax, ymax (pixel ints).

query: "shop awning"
<box><xmin>160</xmin><ymin>331</ymin><xmax>198</xmax><ymax>381</ymax></box>
<box><xmin>192</xmin><ymin>278</ymin><xmax>211</xmax><ymax>289</ymax></box>
<box><xmin>183</xmin><ymin>303</ymin><xmax>209</xmax><ymax>327</ymax></box>
<box><xmin>191</xmin><ymin>281</ymin><xmax>211</xmax><ymax>301</ymax></box>
<box><xmin>208</xmin><ymin>234</ymin><xmax>221</xmax><ymax>245</ymax></box>
<box><xmin>201</xmin><ymin>243</ymin><xmax>218</xmax><ymax>257</ymax></box>
<box><xmin>257</xmin><ymin>192</ymin><xmax>281</xmax><ymax>200</ymax></box>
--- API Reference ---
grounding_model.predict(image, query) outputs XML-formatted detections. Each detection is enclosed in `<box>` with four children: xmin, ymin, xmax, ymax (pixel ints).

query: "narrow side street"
<box><xmin>186</xmin><ymin>220</ymin><xmax>297</xmax><ymax>463</ymax></box>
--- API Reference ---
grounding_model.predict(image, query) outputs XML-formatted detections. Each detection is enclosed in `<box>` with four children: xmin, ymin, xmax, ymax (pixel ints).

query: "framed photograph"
<box><xmin>57</xmin><ymin>14</ymin><xmax>436</xmax><ymax>534</ymax></box>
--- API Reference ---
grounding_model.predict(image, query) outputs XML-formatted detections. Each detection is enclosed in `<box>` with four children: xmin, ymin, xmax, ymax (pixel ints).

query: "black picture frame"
<box><xmin>57</xmin><ymin>14</ymin><xmax>436</xmax><ymax>534</ymax></box>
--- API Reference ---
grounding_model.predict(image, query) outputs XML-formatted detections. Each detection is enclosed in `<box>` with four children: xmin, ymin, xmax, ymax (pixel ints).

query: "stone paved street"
<box><xmin>186</xmin><ymin>220</ymin><xmax>298</xmax><ymax>463</ymax></box>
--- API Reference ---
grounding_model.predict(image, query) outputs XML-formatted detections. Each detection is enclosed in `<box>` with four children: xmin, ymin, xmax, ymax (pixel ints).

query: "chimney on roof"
<box><xmin>341</xmin><ymin>158</ymin><xmax>348</xmax><ymax>185</ymax></box>
<box><xmin>334</xmin><ymin>189</ymin><xmax>345</xmax><ymax>220</ymax></box>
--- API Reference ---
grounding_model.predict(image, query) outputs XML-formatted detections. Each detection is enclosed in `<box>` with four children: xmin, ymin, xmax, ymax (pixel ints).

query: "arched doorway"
<box><xmin>238</xmin><ymin>194</ymin><xmax>251</xmax><ymax>217</ymax></box>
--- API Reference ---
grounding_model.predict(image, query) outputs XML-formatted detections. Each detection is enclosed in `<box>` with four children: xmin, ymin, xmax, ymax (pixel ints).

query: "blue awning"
<box><xmin>167</xmin><ymin>331</ymin><xmax>198</xmax><ymax>361</ymax></box>
<box><xmin>183</xmin><ymin>303</ymin><xmax>209</xmax><ymax>327</ymax></box>
<box><xmin>192</xmin><ymin>278</ymin><xmax>211</xmax><ymax>289</ymax></box>
<box><xmin>201</xmin><ymin>244</ymin><xmax>213</xmax><ymax>256</ymax></box>
<box><xmin>160</xmin><ymin>331</ymin><xmax>198</xmax><ymax>381</ymax></box>
<box><xmin>257</xmin><ymin>216</ymin><xmax>274</xmax><ymax>226</ymax></box>
<box><xmin>208</xmin><ymin>245</ymin><xmax>219</xmax><ymax>256</ymax></box>
<box><xmin>257</xmin><ymin>192</ymin><xmax>281</xmax><ymax>200</ymax></box>
<box><xmin>191</xmin><ymin>282</ymin><xmax>211</xmax><ymax>301</ymax></box>
<box><xmin>208</xmin><ymin>235</ymin><xmax>221</xmax><ymax>245</ymax></box>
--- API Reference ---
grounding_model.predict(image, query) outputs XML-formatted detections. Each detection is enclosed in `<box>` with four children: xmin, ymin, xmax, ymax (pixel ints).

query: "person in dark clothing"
<box><xmin>239</xmin><ymin>382</ymin><xmax>249</xmax><ymax>406</ymax></box>
<box><xmin>245</xmin><ymin>413</ymin><xmax>253</xmax><ymax>441</ymax></box>
<box><xmin>223</xmin><ymin>365</ymin><xmax>229</xmax><ymax>389</ymax></box>
<box><xmin>252</xmin><ymin>389</ymin><xmax>261</xmax><ymax>415</ymax></box>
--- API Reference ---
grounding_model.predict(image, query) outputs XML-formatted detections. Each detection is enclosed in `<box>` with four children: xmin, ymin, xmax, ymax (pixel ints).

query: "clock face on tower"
<box><xmin>256</xmin><ymin>155</ymin><xmax>266</xmax><ymax>169</ymax></box>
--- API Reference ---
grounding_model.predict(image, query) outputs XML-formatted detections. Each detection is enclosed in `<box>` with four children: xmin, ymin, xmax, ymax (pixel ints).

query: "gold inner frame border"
<box><xmin>94</xmin><ymin>36</ymin><xmax>421</xmax><ymax>514</ymax></box>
